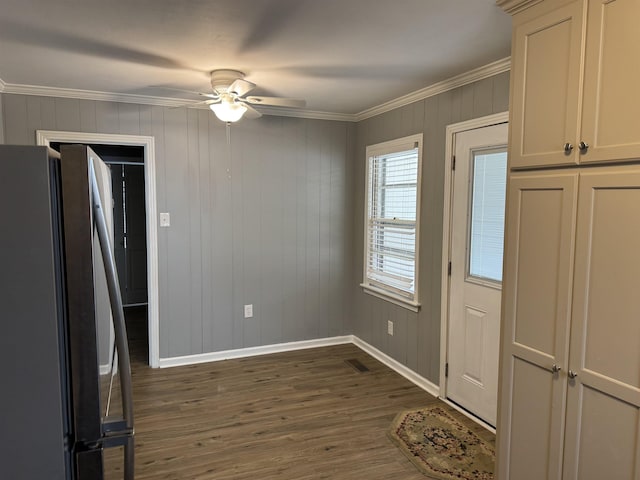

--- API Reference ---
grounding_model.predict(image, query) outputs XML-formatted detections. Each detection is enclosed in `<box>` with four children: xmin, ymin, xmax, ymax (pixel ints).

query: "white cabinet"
<box><xmin>509</xmin><ymin>0</ymin><xmax>640</xmax><ymax>169</ymax></box>
<box><xmin>499</xmin><ymin>1</ymin><xmax>640</xmax><ymax>478</ymax></box>
<box><xmin>497</xmin><ymin>171</ymin><xmax>577</xmax><ymax>480</ymax></box>
<box><xmin>498</xmin><ymin>167</ymin><xmax>640</xmax><ymax>479</ymax></box>
<box><xmin>579</xmin><ymin>0</ymin><xmax>640</xmax><ymax>164</ymax></box>
<box><xmin>509</xmin><ymin>0</ymin><xmax>584</xmax><ymax>168</ymax></box>
<box><xmin>562</xmin><ymin>168</ymin><xmax>640</xmax><ymax>480</ymax></box>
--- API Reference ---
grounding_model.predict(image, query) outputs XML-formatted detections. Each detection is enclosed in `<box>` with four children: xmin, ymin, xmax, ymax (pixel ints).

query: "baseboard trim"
<box><xmin>158</xmin><ymin>336</ymin><xmax>353</xmax><ymax>368</ymax></box>
<box><xmin>351</xmin><ymin>337</ymin><xmax>440</xmax><ymax>398</ymax></box>
<box><xmin>158</xmin><ymin>335</ymin><xmax>441</xmax><ymax>400</ymax></box>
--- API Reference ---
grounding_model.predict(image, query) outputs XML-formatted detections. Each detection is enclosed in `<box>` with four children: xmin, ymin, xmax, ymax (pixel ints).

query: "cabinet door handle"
<box><xmin>564</xmin><ymin>143</ymin><xmax>574</xmax><ymax>153</ymax></box>
<box><xmin>568</xmin><ymin>370</ymin><xmax>578</xmax><ymax>379</ymax></box>
<box><xmin>551</xmin><ymin>364</ymin><xmax>562</xmax><ymax>373</ymax></box>
<box><xmin>578</xmin><ymin>141</ymin><xmax>589</xmax><ymax>152</ymax></box>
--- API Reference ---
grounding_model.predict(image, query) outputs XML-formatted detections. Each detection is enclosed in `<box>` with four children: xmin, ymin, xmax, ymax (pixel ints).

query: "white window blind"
<box><xmin>363</xmin><ymin>134</ymin><xmax>422</xmax><ymax>307</ymax></box>
<box><xmin>469</xmin><ymin>149</ymin><xmax>508</xmax><ymax>282</ymax></box>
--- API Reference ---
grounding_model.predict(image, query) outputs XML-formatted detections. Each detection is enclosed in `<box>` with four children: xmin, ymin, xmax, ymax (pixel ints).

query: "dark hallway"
<box><xmin>124</xmin><ymin>305</ymin><xmax>148</xmax><ymax>367</ymax></box>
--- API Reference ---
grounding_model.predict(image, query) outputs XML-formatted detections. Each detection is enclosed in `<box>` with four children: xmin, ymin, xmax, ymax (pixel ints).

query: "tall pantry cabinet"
<box><xmin>496</xmin><ymin>1</ymin><xmax>640</xmax><ymax>479</ymax></box>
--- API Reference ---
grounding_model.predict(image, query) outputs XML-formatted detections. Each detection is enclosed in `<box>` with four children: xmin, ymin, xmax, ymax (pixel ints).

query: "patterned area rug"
<box><xmin>388</xmin><ymin>404</ymin><xmax>495</xmax><ymax>480</ymax></box>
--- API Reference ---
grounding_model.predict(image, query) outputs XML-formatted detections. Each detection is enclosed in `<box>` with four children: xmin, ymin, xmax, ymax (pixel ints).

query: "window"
<box><xmin>362</xmin><ymin>134</ymin><xmax>423</xmax><ymax>310</ymax></box>
<box><xmin>468</xmin><ymin>148</ymin><xmax>507</xmax><ymax>283</ymax></box>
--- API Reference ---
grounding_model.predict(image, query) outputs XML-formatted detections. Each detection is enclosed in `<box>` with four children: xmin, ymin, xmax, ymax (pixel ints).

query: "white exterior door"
<box><xmin>447</xmin><ymin>123</ymin><xmax>508</xmax><ymax>426</ymax></box>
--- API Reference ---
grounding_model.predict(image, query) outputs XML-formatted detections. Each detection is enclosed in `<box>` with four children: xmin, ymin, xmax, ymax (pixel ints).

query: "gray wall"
<box><xmin>351</xmin><ymin>71</ymin><xmax>510</xmax><ymax>384</ymax></box>
<box><xmin>1</xmin><ymin>70</ymin><xmax>509</xmax><ymax>377</ymax></box>
<box><xmin>2</xmin><ymin>94</ymin><xmax>355</xmax><ymax>358</ymax></box>
<box><xmin>0</xmin><ymin>94</ymin><xmax>5</xmax><ymax>144</ymax></box>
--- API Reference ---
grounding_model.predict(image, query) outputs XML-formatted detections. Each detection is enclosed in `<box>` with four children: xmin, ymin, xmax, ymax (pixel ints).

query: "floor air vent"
<box><xmin>345</xmin><ymin>358</ymin><xmax>370</xmax><ymax>373</ymax></box>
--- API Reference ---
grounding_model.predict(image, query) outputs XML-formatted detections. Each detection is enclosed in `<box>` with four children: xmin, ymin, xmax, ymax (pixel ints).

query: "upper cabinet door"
<box><xmin>509</xmin><ymin>0</ymin><xmax>585</xmax><ymax>169</ymax></box>
<box><xmin>579</xmin><ymin>0</ymin><xmax>640</xmax><ymax>164</ymax></box>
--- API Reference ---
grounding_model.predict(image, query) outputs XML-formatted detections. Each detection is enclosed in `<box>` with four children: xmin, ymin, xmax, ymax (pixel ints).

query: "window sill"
<box><xmin>360</xmin><ymin>283</ymin><xmax>421</xmax><ymax>312</ymax></box>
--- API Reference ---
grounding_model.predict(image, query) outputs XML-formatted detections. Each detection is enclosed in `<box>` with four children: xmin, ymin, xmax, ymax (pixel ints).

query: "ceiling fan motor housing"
<box><xmin>210</xmin><ymin>69</ymin><xmax>245</xmax><ymax>93</ymax></box>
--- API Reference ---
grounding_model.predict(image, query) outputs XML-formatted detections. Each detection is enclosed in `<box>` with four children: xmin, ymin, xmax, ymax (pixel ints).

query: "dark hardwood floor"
<box><xmin>114</xmin><ymin>312</ymin><xmax>461</xmax><ymax>479</ymax></box>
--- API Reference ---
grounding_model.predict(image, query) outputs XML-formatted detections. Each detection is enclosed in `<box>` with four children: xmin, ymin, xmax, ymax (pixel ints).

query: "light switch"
<box><xmin>244</xmin><ymin>304</ymin><xmax>253</xmax><ymax>318</ymax></box>
<box><xmin>160</xmin><ymin>212</ymin><xmax>170</xmax><ymax>227</ymax></box>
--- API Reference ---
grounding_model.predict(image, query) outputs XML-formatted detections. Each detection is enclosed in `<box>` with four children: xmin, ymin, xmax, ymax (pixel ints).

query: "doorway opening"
<box><xmin>52</xmin><ymin>143</ymin><xmax>149</xmax><ymax>365</ymax></box>
<box><xmin>37</xmin><ymin>131</ymin><xmax>159</xmax><ymax>368</ymax></box>
<box><xmin>440</xmin><ymin>112</ymin><xmax>509</xmax><ymax>431</ymax></box>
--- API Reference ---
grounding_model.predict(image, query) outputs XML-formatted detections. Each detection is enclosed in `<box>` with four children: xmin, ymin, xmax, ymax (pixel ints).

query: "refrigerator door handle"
<box><xmin>89</xmin><ymin>160</ymin><xmax>135</xmax><ymax>480</ymax></box>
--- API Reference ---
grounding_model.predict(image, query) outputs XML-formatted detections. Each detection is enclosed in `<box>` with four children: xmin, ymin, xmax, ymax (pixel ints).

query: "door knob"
<box><xmin>568</xmin><ymin>370</ymin><xmax>578</xmax><ymax>379</ymax></box>
<box><xmin>578</xmin><ymin>141</ymin><xmax>589</xmax><ymax>152</ymax></box>
<box><xmin>564</xmin><ymin>143</ymin><xmax>573</xmax><ymax>153</ymax></box>
<box><xmin>551</xmin><ymin>364</ymin><xmax>561</xmax><ymax>374</ymax></box>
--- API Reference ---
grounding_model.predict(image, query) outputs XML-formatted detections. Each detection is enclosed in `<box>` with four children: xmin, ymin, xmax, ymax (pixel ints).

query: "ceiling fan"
<box><xmin>199</xmin><ymin>69</ymin><xmax>306</xmax><ymax>123</ymax></box>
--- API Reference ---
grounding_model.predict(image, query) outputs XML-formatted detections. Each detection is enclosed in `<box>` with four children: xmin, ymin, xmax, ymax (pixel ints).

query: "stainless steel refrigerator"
<box><xmin>0</xmin><ymin>145</ymin><xmax>135</xmax><ymax>479</ymax></box>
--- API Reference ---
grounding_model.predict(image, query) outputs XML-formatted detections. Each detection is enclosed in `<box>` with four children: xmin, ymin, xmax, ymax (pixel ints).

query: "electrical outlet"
<box><xmin>387</xmin><ymin>320</ymin><xmax>394</xmax><ymax>336</ymax></box>
<box><xmin>244</xmin><ymin>304</ymin><xmax>253</xmax><ymax>318</ymax></box>
<box><xmin>159</xmin><ymin>212</ymin><xmax>171</xmax><ymax>227</ymax></box>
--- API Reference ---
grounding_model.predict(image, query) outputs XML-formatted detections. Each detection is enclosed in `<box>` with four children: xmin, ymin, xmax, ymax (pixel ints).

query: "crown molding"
<box><xmin>0</xmin><ymin>57</ymin><xmax>511</xmax><ymax>123</ymax></box>
<box><xmin>256</xmin><ymin>106</ymin><xmax>354</xmax><ymax>122</ymax></box>
<box><xmin>1</xmin><ymin>82</ymin><xmax>197</xmax><ymax>107</ymax></box>
<box><xmin>0</xmin><ymin>81</ymin><xmax>356</xmax><ymax>122</ymax></box>
<box><xmin>496</xmin><ymin>0</ymin><xmax>543</xmax><ymax>15</ymax></box>
<box><xmin>355</xmin><ymin>57</ymin><xmax>511</xmax><ymax>122</ymax></box>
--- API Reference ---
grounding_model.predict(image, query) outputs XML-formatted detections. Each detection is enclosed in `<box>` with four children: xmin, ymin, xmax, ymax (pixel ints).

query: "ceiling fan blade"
<box><xmin>243</xmin><ymin>104</ymin><xmax>263</xmax><ymax>120</ymax></box>
<box><xmin>199</xmin><ymin>92</ymin><xmax>219</xmax><ymax>100</ymax></box>
<box><xmin>228</xmin><ymin>79</ymin><xmax>256</xmax><ymax>98</ymax></box>
<box><xmin>169</xmin><ymin>98</ymin><xmax>219</xmax><ymax>109</ymax></box>
<box><xmin>193</xmin><ymin>98</ymin><xmax>220</xmax><ymax>106</ymax></box>
<box><xmin>245</xmin><ymin>96</ymin><xmax>306</xmax><ymax>108</ymax></box>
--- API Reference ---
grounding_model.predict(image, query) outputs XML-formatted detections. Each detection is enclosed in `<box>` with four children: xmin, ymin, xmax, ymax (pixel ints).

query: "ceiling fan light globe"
<box><xmin>210</xmin><ymin>101</ymin><xmax>247</xmax><ymax>123</ymax></box>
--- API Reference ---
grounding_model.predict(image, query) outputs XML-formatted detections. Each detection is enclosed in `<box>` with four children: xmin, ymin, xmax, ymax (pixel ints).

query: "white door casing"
<box><xmin>445</xmin><ymin>121</ymin><xmax>508</xmax><ymax>426</ymax></box>
<box><xmin>36</xmin><ymin>130</ymin><xmax>160</xmax><ymax>368</ymax></box>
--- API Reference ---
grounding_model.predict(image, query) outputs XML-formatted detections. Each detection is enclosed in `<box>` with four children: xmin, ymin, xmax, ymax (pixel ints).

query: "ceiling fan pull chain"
<box><xmin>226</xmin><ymin>121</ymin><xmax>233</xmax><ymax>180</ymax></box>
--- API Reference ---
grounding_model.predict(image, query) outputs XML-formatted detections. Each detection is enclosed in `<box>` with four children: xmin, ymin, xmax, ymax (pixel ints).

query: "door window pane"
<box><xmin>469</xmin><ymin>149</ymin><xmax>507</xmax><ymax>282</ymax></box>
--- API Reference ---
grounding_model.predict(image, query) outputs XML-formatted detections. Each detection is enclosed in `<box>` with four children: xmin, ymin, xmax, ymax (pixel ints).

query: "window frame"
<box><xmin>361</xmin><ymin>133</ymin><xmax>423</xmax><ymax>311</ymax></box>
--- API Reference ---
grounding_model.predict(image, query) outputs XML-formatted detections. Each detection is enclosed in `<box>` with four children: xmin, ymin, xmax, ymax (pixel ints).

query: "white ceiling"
<box><xmin>0</xmin><ymin>0</ymin><xmax>512</xmax><ymax>117</ymax></box>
